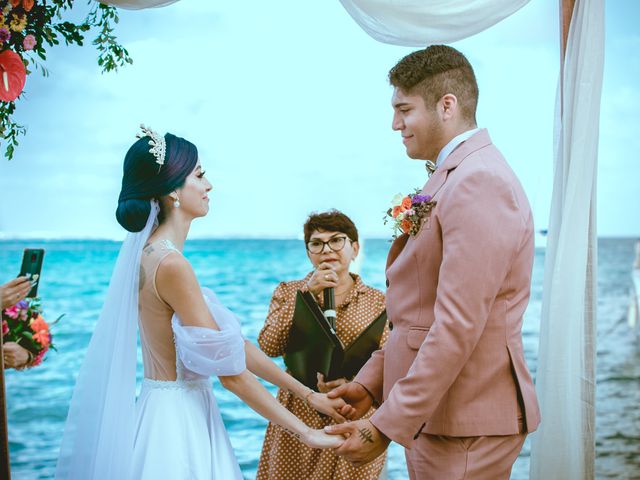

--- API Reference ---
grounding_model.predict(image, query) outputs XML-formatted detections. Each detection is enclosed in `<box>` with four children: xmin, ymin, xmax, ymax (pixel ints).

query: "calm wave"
<box><xmin>2</xmin><ymin>238</ymin><xmax>638</xmax><ymax>479</ymax></box>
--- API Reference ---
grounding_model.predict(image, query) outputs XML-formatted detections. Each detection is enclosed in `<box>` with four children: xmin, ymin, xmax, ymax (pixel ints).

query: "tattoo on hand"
<box><xmin>358</xmin><ymin>427</ymin><xmax>374</xmax><ymax>444</ymax></box>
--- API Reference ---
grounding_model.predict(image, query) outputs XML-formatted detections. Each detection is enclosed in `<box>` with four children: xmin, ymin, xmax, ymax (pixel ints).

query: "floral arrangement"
<box><xmin>2</xmin><ymin>296</ymin><xmax>59</xmax><ymax>368</ymax></box>
<box><xmin>0</xmin><ymin>0</ymin><xmax>132</xmax><ymax>160</ymax></box>
<box><xmin>384</xmin><ymin>190</ymin><xmax>437</xmax><ymax>239</ymax></box>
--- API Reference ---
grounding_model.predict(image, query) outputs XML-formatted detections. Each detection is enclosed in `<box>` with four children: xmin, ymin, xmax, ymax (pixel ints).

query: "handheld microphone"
<box><xmin>323</xmin><ymin>287</ymin><xmax>337</xmax><ymax>332</ymax></box>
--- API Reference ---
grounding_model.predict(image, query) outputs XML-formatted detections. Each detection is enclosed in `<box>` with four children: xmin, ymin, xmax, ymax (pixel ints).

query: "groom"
<box><xmin>326</xmin><ymin>45</ymin><xmax>540</xmax><ymax>479</ymax></box>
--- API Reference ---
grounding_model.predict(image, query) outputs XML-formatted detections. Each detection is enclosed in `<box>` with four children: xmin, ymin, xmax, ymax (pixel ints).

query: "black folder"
<box><xmin>283</xmin><ymin>290</ymin><xmax>387</xmax><ymax>391</ymax></box>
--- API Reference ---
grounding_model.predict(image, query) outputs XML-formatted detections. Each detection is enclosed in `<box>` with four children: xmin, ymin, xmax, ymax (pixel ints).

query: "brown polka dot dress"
<box><xmin>256</xmin><ymin>272</ymin><xmax>389</xmax><ymax>480</ymax></box>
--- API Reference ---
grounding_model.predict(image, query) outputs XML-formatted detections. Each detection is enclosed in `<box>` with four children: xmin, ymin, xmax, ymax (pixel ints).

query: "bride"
<box><xmin>55</xmin><ymin>126</ymin><xmax>345</xmax><ymax>479</ymax></box>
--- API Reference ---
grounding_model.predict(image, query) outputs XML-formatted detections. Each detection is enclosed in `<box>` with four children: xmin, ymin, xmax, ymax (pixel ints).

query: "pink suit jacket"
<box><xmin>355</xmin><ymin>129</ymin><xmax>540</xmax><ymax>448</ymax></box>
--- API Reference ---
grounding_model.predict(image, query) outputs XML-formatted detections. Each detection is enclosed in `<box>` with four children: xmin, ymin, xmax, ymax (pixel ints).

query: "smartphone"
<box><xmin>18</xmin><ymin>248</ymin><xmax>45</xmax><ymax>298</ymax></box>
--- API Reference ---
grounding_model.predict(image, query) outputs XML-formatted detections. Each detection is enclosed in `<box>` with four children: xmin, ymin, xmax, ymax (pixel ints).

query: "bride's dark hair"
<box><xmin>116</xmin><ymin>132</ymin><xmax>198</xmax><ymax>232</ymax></box>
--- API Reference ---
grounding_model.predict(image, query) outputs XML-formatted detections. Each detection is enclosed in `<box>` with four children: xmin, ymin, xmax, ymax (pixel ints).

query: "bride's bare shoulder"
<box><xmin>156</xmin><ymin>251</ymin><xmax>196</xmax><ymax>287</ymax></box>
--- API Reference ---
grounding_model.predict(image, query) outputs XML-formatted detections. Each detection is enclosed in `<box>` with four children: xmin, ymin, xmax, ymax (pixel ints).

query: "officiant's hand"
<box><xmin>307</xmin><ymin>262</ymin><xmax>338</xmax><ymax>296</ymax></box>
<box><xmin>327</xmin><ymin>381</ymin><xmax>373</xmax><ymax>420</ymax></box>
<box><xmin>325</xmin><ymin>419</ymin><xmax>390</xmax><ymax>466</ymax></box>
<box><xmin>317</xmin><ymin>372</ymin><xmax>347</xmax><ymax>393</ymax></box>
<box><xmin>307</xmin><ymin>391</ymin><xmax>348</xmax><ymax>423</ymax></box>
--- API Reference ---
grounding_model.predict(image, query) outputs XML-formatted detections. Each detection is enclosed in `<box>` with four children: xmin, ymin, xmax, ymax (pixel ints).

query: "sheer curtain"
<box><xmin>98</xmin><ymin>0</ymin><xmax>529</xmax><ymax>38</ymax></box>
<box><xmin>337</xmin><ymin>0</ymin><xmax>530</xmax><ymax>45</ymax></box>
<box><xmin>529</xmin><ymin>1</ymin><xmax>604</xmax><ymax>478</ymax></box>
<box><xmin>56</xmin><ymin>203</ymin><xmax>159</xmax><ymax>479</ymax></box>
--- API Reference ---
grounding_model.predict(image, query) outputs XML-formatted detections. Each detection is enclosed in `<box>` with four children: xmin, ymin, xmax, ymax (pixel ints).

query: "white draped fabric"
<box><xmin>337</xmin><ymin>0</ymin><xmax>530</xmax><ymax>46</ymax></box>
<box><xmin>99</xmin><ymin>0</ymin><xmax>530</xmax><ymax>43</ymax></box>
<box><xmin>530</xmin><ymin>1</ymin><xmax>604</xmax><ymax>478</ymax></box>
<box><xmin>56</xmin><ymin>202</ymin><xmax>159</xmax><ymax>479</ymax></box>
<box><xmin>99</xmin><ymin>0</ymin><xmax>178</xmax><ymax>10</ymax></box>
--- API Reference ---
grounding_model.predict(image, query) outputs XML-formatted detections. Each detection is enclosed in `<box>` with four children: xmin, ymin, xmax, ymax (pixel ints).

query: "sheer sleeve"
<box><xmin>171</xmin><ymin>287</ymin><xmax>246</xmax><ymax>377</ymax></box>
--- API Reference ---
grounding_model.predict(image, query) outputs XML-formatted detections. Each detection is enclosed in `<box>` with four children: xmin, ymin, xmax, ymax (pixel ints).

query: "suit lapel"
<box><xmin>422</xmin><ymin>129</ymin><xmax>492</xmax><ymax>198</ymax></box>
<box><xmin>421</xmin><ymin>167</ymin><xmax>447</xmax><ymax>198</ymax></box>
<box><xmin>386</xmin><ymin>233</ymin><xmax>409</xmax><ymax>270</ymax></box>
<box><xmin>385</xmin><ymin>130</ymin><xmax>493</xmax><ymax>271</ymax></box>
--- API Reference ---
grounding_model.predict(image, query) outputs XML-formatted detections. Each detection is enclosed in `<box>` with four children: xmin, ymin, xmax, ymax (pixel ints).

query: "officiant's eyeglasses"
<box><xmin>306</xmin><ymin>236</ymin><xmax>351</xmax><ymax>254</ymax></box>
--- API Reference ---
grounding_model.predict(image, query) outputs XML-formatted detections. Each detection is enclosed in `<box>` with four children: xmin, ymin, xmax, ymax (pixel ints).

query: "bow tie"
<box><xmin>425</xmin><ymin>160</ymin><xmax>436</xmax><ymax>176</ymax></box>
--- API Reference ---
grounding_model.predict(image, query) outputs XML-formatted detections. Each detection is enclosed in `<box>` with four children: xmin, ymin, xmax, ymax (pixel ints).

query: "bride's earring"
<box><xmin>173</xmin><ymin>194</ymin><xmax>180</xmax><ymax>208</ymax></box>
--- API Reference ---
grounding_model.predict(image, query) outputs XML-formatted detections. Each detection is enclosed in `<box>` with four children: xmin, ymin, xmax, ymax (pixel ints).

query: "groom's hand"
<box><xmin>325</xmin><ymin>419</ymin><xmax>390</xmax><ymax>467</ymax></box>
<box><xmin>327</xmin><ymin>381</ymin><xmax>373</xmax><ymax>420</ymax></box>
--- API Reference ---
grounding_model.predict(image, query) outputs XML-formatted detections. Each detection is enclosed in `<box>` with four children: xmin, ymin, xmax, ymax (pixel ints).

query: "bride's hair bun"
<box><xmin>116</xmin><ymin>198</ymin><xmax>151</xmax><ymax>233</ymax></box>
<box><xmin>116</xmin><ymin>130</ymin><xmax>199</xmax><ymax>232</ymax></box>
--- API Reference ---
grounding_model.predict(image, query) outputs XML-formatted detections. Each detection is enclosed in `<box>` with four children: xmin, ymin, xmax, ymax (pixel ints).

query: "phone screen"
<box><xmin>18</xmin><ymin>249</ymin><xmax>45</xmax><ymax>298</ymax></box>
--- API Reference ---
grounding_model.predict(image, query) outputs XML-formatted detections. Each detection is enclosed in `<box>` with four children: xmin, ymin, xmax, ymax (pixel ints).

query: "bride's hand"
<box><xmin>307</xmin><ymin>392</ymin><xmax>347</xmax><ymax>423</ymax></box>
<box><xmin>301</xmin><ymin>428</ymin><xmax>345</xmax><ymax>449</ymax></box>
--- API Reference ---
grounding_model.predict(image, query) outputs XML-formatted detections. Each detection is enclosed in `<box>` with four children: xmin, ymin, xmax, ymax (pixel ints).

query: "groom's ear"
<box><xmin>439</xmin><ymin>94</ymin><xmax>458</xmax><ymax>120</ymax></box>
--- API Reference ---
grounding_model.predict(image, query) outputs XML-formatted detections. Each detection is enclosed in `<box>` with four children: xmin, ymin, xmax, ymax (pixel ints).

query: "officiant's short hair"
<box><xmin>389</xmin><ymin>45</ymin><xmax>478</xmax><ymax>123</ymax></box>
<box><xmin>303</xmin><ymin>210</ymin><xmax>359</xmax><ymax>244</ymax></box>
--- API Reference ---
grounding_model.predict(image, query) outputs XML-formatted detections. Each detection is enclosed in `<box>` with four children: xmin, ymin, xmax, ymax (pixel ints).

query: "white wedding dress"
<box><xmin>131</xmin><ymin>239</ymin><xmax>245</xmax><ymax>479</ymax></box>
<box><xmin>56</xmin><ymin>204</ymin><xmax>246</xmax><ymax>480</ymax></box>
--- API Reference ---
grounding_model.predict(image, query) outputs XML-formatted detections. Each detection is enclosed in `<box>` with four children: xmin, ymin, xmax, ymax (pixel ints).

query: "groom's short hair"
<box><xmin>389</xmin><ymin>45</ymin><xmax>478</xmax><ymax>123</ymax></box>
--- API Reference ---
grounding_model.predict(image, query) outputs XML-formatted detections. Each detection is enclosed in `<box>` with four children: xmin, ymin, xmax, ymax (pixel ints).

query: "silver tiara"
<box><xmin>136</xmin><ymin>124</ymin><xmax>166</xmax><ymax>171</ymax></box>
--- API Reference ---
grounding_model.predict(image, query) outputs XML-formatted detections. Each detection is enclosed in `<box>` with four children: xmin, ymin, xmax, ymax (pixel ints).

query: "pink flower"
<box><xmin>22</xmin><ymin>34</ymin><xmax>36</xmax><ymax>50</ymax></box>
<box><xmin>0</xmin><ymin>28</ymin><xmax>10</xmax><ymax>43</ymax></box>
<box><xmin>4</xmin><ymin>306</ymin><xmax>19</xmax><ymax>319</ymax></box>
<box><xmin>1</xmin><ymin>320</ymin><xmax>8</xmax><ymax>336</ymax></box>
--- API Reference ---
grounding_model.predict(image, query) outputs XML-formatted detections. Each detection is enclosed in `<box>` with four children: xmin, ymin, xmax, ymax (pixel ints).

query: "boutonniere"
<box><xmin>384</xmin><ymin>190</ymin><xmax>437</xmax><ymax>239</ymax></box>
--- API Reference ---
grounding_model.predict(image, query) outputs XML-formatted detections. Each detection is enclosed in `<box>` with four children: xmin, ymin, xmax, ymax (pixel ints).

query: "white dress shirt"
<box><xmin>435</xmin><ymin>127</ymin><xmax>481</xmax><ymax>168</ymax></box>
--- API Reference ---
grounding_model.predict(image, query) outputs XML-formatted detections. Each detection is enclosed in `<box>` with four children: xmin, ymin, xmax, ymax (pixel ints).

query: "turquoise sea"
<box><xmin>1</xmin><ymin>238</ymin><xmax>639</xmax><ymax>479</ymax></box>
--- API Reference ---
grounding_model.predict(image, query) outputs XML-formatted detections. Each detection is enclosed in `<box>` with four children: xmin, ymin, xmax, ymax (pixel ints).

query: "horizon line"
<box><xmin>0</xmin><ymin>235</ymin><xmax>637</xmax><ymax>242</ymax></box>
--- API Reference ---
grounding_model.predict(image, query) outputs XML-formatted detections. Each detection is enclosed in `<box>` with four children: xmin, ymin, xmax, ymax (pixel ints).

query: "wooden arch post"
<box><xmin>1</xmin><ymin>340</ymin><xmax>10</xmax><ymax>480</ymax></box>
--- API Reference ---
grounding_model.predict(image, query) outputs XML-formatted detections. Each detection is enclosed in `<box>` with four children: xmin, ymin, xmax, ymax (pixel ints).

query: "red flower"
<box><xmin>401</xmin><ymin>196</ymin><xmax>412</xmax><ymax>210</ymax></box>
<box><xmin>0</xmin><ymin>49</ymin><xmax>27</xmax><ymax>102</ymax></box>
<box><xmin>400</xmin><ymin>219</ymin><xmax>412</xmax><ymax>234</ymax></box>
<box><xmin>9</xmin><ymin>0</ymin><xmax>34</xmax><ymax>10</ymax></box>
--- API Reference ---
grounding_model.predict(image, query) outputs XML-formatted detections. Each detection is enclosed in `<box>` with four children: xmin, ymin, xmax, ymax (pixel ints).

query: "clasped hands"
<box><xmin>302</xmin><ymin>379</ymin><xmax>389</xmax><ymax>463</ymax></box>
<box><xmin>323</xmin><ymin>381</ymin><xmax>390</xmax><ymax>467</ymax></box>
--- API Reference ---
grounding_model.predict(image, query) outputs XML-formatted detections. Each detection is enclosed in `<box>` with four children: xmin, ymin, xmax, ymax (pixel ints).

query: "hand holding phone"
<box><xmin>18</xmin><ymin>248</ymin><xmax>45</xmax><ymax>298</ymax></box>
<box><xmin>0</xmin><ymin>276</ymin><xmax>31</xmax><ymax>309</ymax></box>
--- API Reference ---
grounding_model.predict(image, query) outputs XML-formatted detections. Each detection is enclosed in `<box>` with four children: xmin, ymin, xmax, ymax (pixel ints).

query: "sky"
<box><xmin>0</xmin><ymin>0</ymin><xmax>637</xmax><ymax>239</ymax></box>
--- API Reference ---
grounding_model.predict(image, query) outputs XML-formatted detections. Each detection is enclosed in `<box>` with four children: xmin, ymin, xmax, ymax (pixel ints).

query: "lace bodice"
<box><xmin>139</xmin><ymin>239</ymin><xmax>246</xmax><ymax>383</ymax></box>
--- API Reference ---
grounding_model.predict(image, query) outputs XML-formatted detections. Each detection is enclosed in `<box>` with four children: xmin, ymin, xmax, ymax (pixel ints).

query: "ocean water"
<box><xmin>1</xmin><ymin>238</ymin><xmax>638</xmax><ymax>479</ymax></box>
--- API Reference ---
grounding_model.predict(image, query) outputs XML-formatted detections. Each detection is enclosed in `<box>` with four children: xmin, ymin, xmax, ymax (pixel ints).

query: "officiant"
<box><xmin>257</xmin><ymin>209</ymin><xmax>388</xmax><ymax>480</ymax></box>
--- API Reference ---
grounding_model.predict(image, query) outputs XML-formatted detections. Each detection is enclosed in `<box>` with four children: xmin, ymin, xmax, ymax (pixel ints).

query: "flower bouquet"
<box><xmin>384</xmin><ymin>190</ymin><xmax>437</xmax><ymax>239</ymax></box>
<box><xmin>2</xmin><ymin>297</ymin><xmax>58</xmax><ymax>368</ymax></box>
